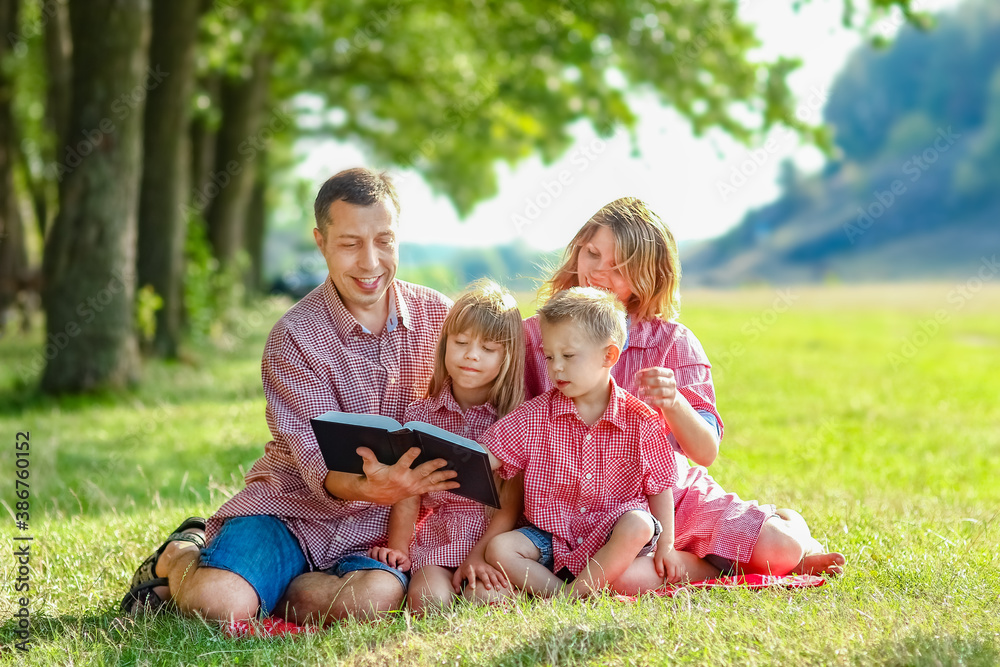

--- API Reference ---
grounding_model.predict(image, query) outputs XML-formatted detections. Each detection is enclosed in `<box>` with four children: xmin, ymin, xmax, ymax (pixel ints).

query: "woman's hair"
<box><xmin>427</xmin><ymin>279</ymin><xmax>526</xmax><ymax>418</ymax></box>
<box><xmin>539</xmin><ymin>197</ymin><xmax>682</xmax><ymax>321</ymax></box>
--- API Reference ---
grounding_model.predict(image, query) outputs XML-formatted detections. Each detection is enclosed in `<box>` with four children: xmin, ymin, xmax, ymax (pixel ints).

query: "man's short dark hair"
<box><xmin>313</xmin><ymin>168</ymin><xmax>401</xmax><ymax>235</ymax></box>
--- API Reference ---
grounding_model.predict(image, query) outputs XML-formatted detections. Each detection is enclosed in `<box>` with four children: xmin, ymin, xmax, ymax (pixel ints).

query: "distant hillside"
<box><xmin>683</xmin><ymin>0</ymin><xmax>1000</xmax><ymax>286</ymax></box>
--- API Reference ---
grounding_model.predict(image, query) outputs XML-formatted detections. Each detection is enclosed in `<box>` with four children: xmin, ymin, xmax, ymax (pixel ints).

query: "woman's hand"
<box><xmin>451</xmin><ymin>552</ymin><xmax>509</xmax><ymax>593</ymax></box>
<box><xmin>635</xmin><ymin>367</ymin><xmax>679</xmax><ymax>415</ymax></box>
<box><xmin>367</xmin><ymin>546</ymin><xmax>411</xmax><ymax>572</ymax></box>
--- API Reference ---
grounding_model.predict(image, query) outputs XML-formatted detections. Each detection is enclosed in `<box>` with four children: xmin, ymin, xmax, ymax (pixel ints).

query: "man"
<box><xmin>121</xmin><ymin>168</ymin><xmax>459</xmax><ymax>623</ymax></box>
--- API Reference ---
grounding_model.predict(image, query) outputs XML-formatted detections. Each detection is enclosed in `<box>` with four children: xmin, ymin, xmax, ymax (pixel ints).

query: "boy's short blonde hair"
<box><xmin>537</xmin><ymin>287</ymin><xmax>627</xmax><ymax>349</ymax></box>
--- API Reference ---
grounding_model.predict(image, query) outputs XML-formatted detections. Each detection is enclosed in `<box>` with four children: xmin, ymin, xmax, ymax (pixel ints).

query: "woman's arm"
<box><xmin>635</xmin><ymin>367</ymin><xmax>719</xmax><ymax>467</ymax></box>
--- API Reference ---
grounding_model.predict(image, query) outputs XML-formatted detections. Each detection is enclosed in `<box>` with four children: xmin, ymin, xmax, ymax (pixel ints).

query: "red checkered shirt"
<box><xmin>402</xmin><ymin>381</ymin><xmax>499</xmax><ymax>570</ymax></box>
<box><xmin>206</xmin><ymin>277</ymin><xmax>452</xmax><ymax>570</ymax></box>
<box><xmin>523</xmin><ymin>314</ymin><xmax>723</xmax><ymax>445</ymax></box>
<box><xmin>481</xmin><ymin>379</ymin><xmax>678</xmax><ymax>576</ymax></box>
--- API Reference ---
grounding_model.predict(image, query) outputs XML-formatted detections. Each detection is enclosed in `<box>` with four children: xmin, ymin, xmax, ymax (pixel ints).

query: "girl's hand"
<box><xmin>653</xmin><ymin>544</ymin><xmax>685</xmax><ymax>584</ymax></box>
<box><xmin>635</xmin><ymin>367</ymin><xmax>679</xmax><ymax>415</ymax></box>
<box><xmin>452</xmin><ymin>552</ymin><xmax>509</xmax><ymax>593</ymax></box>
<box><xmin>368</xmin><ymin>546</ymin><xmax>411</xmax><ymax>572</ymax></box>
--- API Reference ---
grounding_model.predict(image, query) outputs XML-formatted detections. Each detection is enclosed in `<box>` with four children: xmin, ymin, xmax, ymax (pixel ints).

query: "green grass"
<box><xmin>1</xmin><ymin>285</ymin><xmax>998</xmax><ymax>666</ymax></box>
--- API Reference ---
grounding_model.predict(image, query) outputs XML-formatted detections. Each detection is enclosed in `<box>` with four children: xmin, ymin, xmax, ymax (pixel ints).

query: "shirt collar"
<box><xmin>427</xmin><ymin>377</ymin><xmax>498</xmax><ymax>419</ymax></box>
<box><xmin>549</xmin><ymin>376</ymin><xmax>626</xmax><ymax>431</ymax></box>
<box><xmin>322</xmin><ymin>277</ymin><xmax>405</xmax><ymax>340</ymax></box>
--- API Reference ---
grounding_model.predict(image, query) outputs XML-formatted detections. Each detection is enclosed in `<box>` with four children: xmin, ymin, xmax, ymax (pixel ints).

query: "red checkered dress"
<box><xmin>206</xmin><ymin>278</ymin><xmax>452</xmax><ymax>570</ymax></box>
<box><xmin>523</xmin><ymin>315</ymin><xmax>773</xmax><ymax>565</ymax></box>
<box><xmin>482</xmin><ymin>379</ymin><xmax>678</xmax><ymax>577</ymax></box>
<box><xmin>402</xmin><ymin>382</ymin><xmax>499</xmax><ymax>571</ymax></box>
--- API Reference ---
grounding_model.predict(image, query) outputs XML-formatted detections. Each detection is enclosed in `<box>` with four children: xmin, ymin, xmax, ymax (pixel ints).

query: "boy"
<box><xmin>483</xmin><ymin>287</ymin><xmax>716</xmax><ymax>597</ymax></box>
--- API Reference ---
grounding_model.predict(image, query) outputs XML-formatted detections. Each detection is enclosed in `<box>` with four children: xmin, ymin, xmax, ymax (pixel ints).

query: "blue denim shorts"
<box><xmin>200</xmin><ymin>515</ymin><xmax>308</xmax><ymax>616</ymax></box>
<box><xmin>323</xmin><ymin>553</ymin><xmax>409</xmax><ymax>592</ymax></box>
<box><xmin>516</xmin><ymin>510</ymin><xmax>662</xmax><ymax>576</ymax></box>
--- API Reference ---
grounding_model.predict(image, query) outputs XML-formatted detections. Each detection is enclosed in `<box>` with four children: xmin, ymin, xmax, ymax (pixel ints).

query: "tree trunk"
<box><xmin>0</xmin><ymin>0</ymin><xmax>28</xmax><ymax>321</ymax></box>
<box><xmin>189</xmin><ymin>74</ymin><xmax>219</xmax><ymax>216</ymax></box>
<box><xmin>41</xmin><ymin>0</ymin><xmax>150</xmax><ymax>393</ymax></box>
<box><xmin>205</xmin><ymin>52</ymin><xmax>271</xmax><ymax>270</ymax></box>
<box><xmin>243</xmin><ymin>173</ymin><xmax>267</xmax><ymax>295</ymax></box>
<box><xmin>43</xmin><ymin>0</ymin><xmax>72</xmax><ymax>148</ymax></box>
<box><xmin>136</xmin><ymin>0</ymin><xmax>204</xmax><ymax>358</ymax></box>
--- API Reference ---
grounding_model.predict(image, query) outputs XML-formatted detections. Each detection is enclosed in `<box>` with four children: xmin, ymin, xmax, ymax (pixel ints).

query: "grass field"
<box><xmin>1</xmin><ymin>284</ymin><xmax>998</xmax><ymax>666</ymax></box>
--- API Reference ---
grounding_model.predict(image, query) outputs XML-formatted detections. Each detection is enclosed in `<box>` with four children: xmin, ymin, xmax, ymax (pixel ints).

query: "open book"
<box><xmin>310</xmin><ymin>411</ymin><xmax>501</xmax><ymax>509</ymax></box>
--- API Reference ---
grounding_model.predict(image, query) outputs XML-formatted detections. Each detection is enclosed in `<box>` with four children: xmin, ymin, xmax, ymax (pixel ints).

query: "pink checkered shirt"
<box><xmin>206</xmin><ymin>277</ymin><xmax>452</xmax><ymax>570</ymax></box>
<box><xmin>402</xmin><ymin>381</ymin><xmax>499</xmax><ymax>570</ymax></box>
<box><xmin>482</xmin><ymin>379</ymin><xmax>678</xmax><ymax>576</ymax></box>
<box><xmin>523</xmin><ymin>314</ymin><xmax>723</xmax><ymax>446</ymax></box>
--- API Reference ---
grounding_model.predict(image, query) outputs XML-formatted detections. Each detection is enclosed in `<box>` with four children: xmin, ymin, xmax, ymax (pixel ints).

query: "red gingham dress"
<box><xmin>205</xmin><ymin>278</ymin><xmax>452</xmax><ymax>570</ymax></box>
<box><xmin>402</xmin><ymin>383</ymin><xmax>498</xmax><ymax>571</ymax></box>
<box><xmin>482</xmin><ymin>380</ymin><xmax>678</xmax><ymax>577</ymax></box>
<box><xmin>524</xmin><ymin>315</ymin><xmax>775</xmax><ymax>565</ymax></box>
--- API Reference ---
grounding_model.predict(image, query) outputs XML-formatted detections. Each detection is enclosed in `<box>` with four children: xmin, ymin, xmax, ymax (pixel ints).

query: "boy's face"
<box><xmin>540</xmin><ymin>319</ymin><xmax>616</xmax><ymax>400</ymax></box>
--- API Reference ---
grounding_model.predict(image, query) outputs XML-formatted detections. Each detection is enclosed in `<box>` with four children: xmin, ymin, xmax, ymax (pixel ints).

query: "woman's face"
<box><xmin>576</xmin><ymin>225</ymin><xmax>633</xmax><ymax>306</ymax></box>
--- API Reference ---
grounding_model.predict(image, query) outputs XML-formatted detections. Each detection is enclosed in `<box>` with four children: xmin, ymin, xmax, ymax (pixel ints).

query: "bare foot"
<box><xmin>797</xmin><ymin>551</ymin><xmax>846</xmax><ymax>576</ymax></box>
<box><xmin>152</xmin><ymin>527</ymin><xmax>206</xmax><ymax>601</ymax></box>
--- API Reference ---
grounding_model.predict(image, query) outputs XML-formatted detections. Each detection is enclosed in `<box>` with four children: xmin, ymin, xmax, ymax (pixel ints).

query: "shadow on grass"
<box><xmin>856</xmin><ymin>631</ymin><xmax>1000</xmax><ymax>667</ymax></box>
<box><xmin>486</xmin><ymin>623</ymin><xmax>626</xmax><ymax>667</ymax></box>
<box><xmin>0</xmin><ymin>607</ymin><xmax>410</xmax><ymax>665</ymax></box>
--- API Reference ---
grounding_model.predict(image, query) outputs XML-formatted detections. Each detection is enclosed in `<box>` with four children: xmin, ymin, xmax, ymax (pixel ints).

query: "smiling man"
<box><xmin>121</xmin><ymin>168</ymin><xmax>459</xmax><ymax>624</ymax></box>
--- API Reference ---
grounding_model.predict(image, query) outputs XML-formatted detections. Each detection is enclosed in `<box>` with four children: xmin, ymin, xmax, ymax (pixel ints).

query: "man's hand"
<box><xmin>368</xmin><ymin>546</ymin><xmax>411</xmax><ymax>572</ymax></box>
<box><xmin>653</xmin><ymin>544</ymin><xmax>685</xmax><ymax>583</ymax></box>
<box><xmin>451</xmin><ymin>552</ymin><xmax>509</xmax><ymax>593</ymax></box>
<box><xmin>356</xmin><ymin>446</ymin><xmax>459</xmax><ymax>505</ymax></box>
<box><xmin>635</xmin><ymin>367</ymin><xmax>679</xmax><ymax>416</ymax></box>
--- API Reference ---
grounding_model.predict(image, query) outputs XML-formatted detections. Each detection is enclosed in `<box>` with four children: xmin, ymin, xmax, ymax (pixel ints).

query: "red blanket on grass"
<box><xmin>222</xmin><ymin>574</ymin><xmax>825</xmax><ymax>639</ymax></box>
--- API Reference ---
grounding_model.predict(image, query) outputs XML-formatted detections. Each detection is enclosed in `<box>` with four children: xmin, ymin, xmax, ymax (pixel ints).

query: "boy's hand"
<box><xmin>635</xmin><ymin>367</ymin><xmax>678</xmax><ymax>415</ymax></box>
<box><xmin>653</xmin><ymin>544</ymin><xmax>685</xmax><ymax>583</ymax></box>
<box><xmin>367</xmin><ymin>546</ymin><xmax>411</xmax><ymax>572</ymax></box>
<box><xmin>452</xmin><ymin>552</ymin><xmax>509</xmax><ymax>593</ymax></box>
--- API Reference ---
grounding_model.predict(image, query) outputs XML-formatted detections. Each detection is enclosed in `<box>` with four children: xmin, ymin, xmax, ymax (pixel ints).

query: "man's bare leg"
<box><xmin>276</xmin><ymin>570</ymin><xmax>404</xmax><ymax>626</ymax></box>
<box><xmin>155</xmin><ymin>537</ymin><xmax>260</xmax><ymax>621</ymax></box>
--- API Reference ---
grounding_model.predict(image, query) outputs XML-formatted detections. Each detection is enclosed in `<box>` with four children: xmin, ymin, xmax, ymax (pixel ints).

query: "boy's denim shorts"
<box><xmin>200</xmin><ymin>514</ymin><xmax>408</xmax><ymax>616</ymax></box>
<box><xmin>515</xmin><ymin>509</ymin><xmax>662</xmax><ymax>580</ymax></box>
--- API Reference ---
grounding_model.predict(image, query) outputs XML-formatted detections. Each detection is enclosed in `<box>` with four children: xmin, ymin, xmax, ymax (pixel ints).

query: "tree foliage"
<box><xmin>1</xmin><ymin>0</ymin><xmax>930</xmax><ymax>391</ymax></box>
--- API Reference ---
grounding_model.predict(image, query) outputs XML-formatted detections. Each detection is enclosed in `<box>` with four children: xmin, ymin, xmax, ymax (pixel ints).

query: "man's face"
<box><xmin>540</xmin><ymin>319</ymin><xmax>613</xmax><ymax>401</ymax></box>
<box><xmin>313</xmin><ymin>199</ymin><xmax>399</xmax><ymax>316</ymax></box>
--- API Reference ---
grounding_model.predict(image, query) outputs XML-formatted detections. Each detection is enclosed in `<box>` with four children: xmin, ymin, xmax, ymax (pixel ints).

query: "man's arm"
<box><xmin>265</xmin><ymin>330</ymin><xmax>457</xmax><ymax>508</ymax></box>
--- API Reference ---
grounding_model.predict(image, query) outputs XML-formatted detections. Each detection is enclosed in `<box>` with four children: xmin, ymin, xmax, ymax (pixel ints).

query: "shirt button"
<box><xmin>585</xmin><ymin>434</ymin><xmax>591</xmax><ymax>441</ymax></box>
<box><xmin>389</xmin><ymin>377</ymin><xmax>396</xmax><ymax>384</ymax></box>
<box><xmin>585</xmin><ymin>473</ymin><xmax>593</xmax><ymax>480</ymax></box>
<box><xmin>580</xmin><ymin>507</ymin><xmax>586</xmax><ymax>513</ymax></box>
<box><xmin>577</xmin><ymin>537</ymin><xmax>583</xmax><ymax>544</ymax></box>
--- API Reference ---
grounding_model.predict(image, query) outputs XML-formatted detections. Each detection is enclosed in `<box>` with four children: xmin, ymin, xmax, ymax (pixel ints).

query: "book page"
<box><xmin>403</xmin><ymin>421</ymin><xmax>485</xmax><ymax>453</ymax></box>
<box><xmin>313</xmin><ymin>411</ymin><xmax>403</xmax><ymax>431</ymax></box>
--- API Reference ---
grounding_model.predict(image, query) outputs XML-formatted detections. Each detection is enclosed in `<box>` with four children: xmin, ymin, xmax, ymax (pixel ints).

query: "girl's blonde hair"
<box><xmin>539</xmin><ymin>197</ymin><xmax>682</xmax><ymax>321</ymax></box>
<box><xmin>427</xmin><ymin>279</ymin><xmax>526</xmax><ymax>418</ymax></box>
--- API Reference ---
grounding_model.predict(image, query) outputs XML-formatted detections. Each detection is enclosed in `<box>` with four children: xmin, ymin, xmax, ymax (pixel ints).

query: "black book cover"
<box><xmin>310</xmin><ymin>411</ymin><xmax>501</xmax><ymax>509</ymax></box>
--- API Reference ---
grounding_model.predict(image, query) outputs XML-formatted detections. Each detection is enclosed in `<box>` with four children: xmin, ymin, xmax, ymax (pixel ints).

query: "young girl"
<box><xmin>524</xmin><ymin>197</ymin><xmax>845</xmax><ymax>582</ymax></box>
<box><xmin>369</xmin><ymin>279</ymin><xmax>526</xmax><ymax>612</ymax></box>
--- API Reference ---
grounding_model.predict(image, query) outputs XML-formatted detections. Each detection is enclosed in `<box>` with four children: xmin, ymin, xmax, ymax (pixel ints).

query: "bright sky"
<box><xmin>296</xmin><ymin>0</ymin><xmax>960</xmax><ymax>250</ymax></box>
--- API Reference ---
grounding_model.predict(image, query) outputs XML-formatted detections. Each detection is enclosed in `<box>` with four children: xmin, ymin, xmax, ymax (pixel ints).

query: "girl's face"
<box><xmin>445</xmin><ymin>329</ymin><xmax>505</xmax><ymax>403</ymax></box>
<box><xmin>576</xmin><ymin>225</ymin><xmax>633</xmax><ymax>307</ymax></box>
